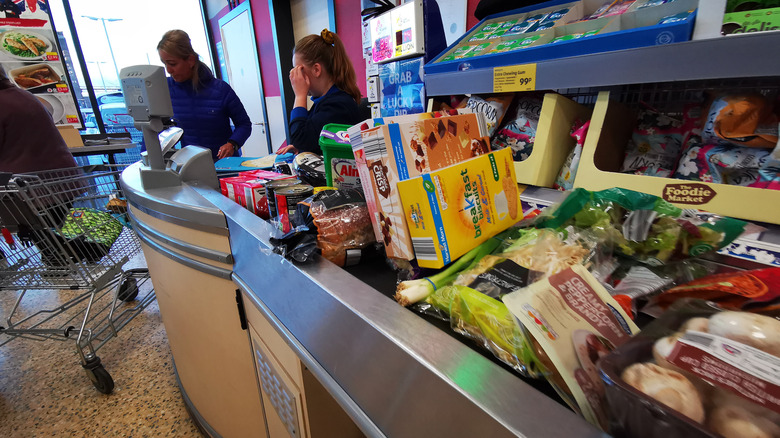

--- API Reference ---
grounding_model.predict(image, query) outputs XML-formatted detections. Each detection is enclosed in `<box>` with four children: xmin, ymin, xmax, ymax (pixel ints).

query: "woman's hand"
<box><xmin>289</xmin><ymin>65</ymin><xmax>310</xmax><ymax>99</ymax></box>
<box><xmin>276</xmin><ymin>144</ymin><xmax>298</xmax><ymax>155</ymax></box>
<box><xmin>217</xmin><ymin>142</ymin><xmax>236</xmax><ymax>159</ymax></box>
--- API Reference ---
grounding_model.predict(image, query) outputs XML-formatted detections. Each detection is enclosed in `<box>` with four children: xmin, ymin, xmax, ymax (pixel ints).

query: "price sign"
<box><xmin>493</xmin><ymin>63</ymin><xmax>537</xmax><ymax>93</ymax></box>
<box><xmin>66</xmin><ymin>115</ymin><xmax>80</xmax><ymax>124</ymax></box>
<box><xmin>45</xmin><ymin>52</ymin><xmax>59</xmax><ymax>61</ymax></box>
<box><xmin>56</xmin><ymin>84</ymin><xmax>69</xmax><ymax>93</ymax></box>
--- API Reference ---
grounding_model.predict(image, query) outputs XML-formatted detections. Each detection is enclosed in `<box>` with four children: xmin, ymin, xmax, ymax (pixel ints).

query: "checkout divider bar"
<box><xmin>129</xmin><ymin>209</ymin><xmax>233</xmax><ymax>264</ymax></box>
<box><xmin>131</xmin><ymin>218</ymin><xmax>233</xmax><ymax>280</ymax></box>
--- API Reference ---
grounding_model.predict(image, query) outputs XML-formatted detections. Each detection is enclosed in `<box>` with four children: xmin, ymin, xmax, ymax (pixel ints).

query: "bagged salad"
<box><xmin>534</xmin><ymin>188</ymin><xmax>749</xmax><ymax>265</ymax></box>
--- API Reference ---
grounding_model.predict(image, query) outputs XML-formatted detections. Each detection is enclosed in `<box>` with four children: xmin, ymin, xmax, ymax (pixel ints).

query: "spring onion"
<box><xmin>394</xmin><ymin>237</ymin><xmax>501</xmax><ymax>306</ymax></box>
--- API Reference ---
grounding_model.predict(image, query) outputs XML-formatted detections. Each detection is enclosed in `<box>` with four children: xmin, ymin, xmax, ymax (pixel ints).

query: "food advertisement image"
<box><xmin>0</xmin><ymin>1</ymin><xmax>81</xmax><ymax>128</ymax></box>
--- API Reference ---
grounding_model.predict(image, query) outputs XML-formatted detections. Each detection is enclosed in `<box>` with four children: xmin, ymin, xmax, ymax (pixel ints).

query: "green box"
<box><xmin>722</xmin><ymin>7</ymin><xmax>780</xmax><ymax>34</ymax></box>
<box><xmin>319</xmin><ymin>123</ymin><xmax>362</xmax><ymax>190</ymax></box>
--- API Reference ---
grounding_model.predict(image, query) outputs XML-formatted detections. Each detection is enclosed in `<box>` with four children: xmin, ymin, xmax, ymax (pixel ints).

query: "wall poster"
<box><xmin>1</xmin><ymin>0</ymin><xmax>83</xmax><ymax>128</ymax></box>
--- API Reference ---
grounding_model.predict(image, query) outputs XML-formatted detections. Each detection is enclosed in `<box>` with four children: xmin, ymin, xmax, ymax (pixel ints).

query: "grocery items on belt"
<box><xmin>653</xmin><ymin>267</ymin><xmax>780</xmax><ymax>315</ymax></box>
<box><xmin>349</xmin><ymin>111</ymin><xmax>490</xmax><ymax>261</ymax></box>
<box><xmin>598</xmin><ymin>300</ymin><xmax>780</xmax><ymax>438</ymax></box>
<box><xmin>319</xmin><ymin>123</ymin><xmax>362</xmax><ymax>190</ymax></box>
<box><xmin>504</xmin><ymin>264</ymin><xmax>640</xmax><ymax>430</ymax></box>
<box><xmin>292</xmin><ymin>152</ymin><xmax>327</xmax><ymax>187</ymax></box>
<box><xmin>534</xmin><ymin>187</ymin><xmax>748</xmax><ymax>264</ymax></box>
<box><xmin>397</xmin><ymin>148</ymin><xmax>521</xmax><ymax>268</ymax></box>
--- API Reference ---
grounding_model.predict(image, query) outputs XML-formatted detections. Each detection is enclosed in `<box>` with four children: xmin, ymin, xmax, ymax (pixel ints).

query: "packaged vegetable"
<box><xmin>653</xmin><ymin>267</ymin><xmax>780</xmax><ymax>316</ymax></box>
<box><xmin>491</xmin><ymin>93</ymin><xmax>544</xmax><ymax>162</ymax></box>
<box><xmin>598</xmin><ymin>300</ymin><xmax>780</xmax><ymax>438</ymax></box>
<box><xmin>534</xmin><ymin>187</ymin><xmax>749</xmax><ymax>265</ymax></box>
<box><xmin>503</xmin><ymin>264</ymin><xmax>641</xmax><ymax>430</ymax></box>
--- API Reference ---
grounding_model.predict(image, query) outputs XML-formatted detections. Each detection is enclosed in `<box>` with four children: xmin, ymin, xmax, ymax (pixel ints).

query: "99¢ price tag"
<box><xmin>493</xmin><ymin>63</ymin><xmax>537</xmax><ymax>93</ymax></box>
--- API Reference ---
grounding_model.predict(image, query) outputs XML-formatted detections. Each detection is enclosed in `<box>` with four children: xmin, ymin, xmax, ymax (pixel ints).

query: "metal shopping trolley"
<box><xmin>0</xmin><ymin>165</ymin><xmax>155</xmax><ymax>394</ymax></box>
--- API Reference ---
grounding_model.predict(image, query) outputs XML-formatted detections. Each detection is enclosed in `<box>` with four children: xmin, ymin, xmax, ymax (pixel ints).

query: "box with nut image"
<box><xmin>349</xmin><ymin>112</ymin><xmax>490</xmax><ymax>260</ymax></box>
<box><xmin>397</xmin><ymin>147</ymin><xmax>522</xmax><ymax>268</ymax></box>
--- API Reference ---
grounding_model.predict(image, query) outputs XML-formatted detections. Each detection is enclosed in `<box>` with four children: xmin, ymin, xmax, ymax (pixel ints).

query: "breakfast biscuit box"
<box><xmin>397</xmin><ymin>148</ymin><xmax>522</xmax><ymax>268</ymax></box>
<box><xmin>350</xmin><ymin>112</ymin><xmax>489</xmax><ymax>260</ymax></box>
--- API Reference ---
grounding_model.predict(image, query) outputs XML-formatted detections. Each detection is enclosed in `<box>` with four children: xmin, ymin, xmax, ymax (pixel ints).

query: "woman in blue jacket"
<box><xmin>157</xmin><ymin>30</ymin><xmax>251</xmax><ymax>160</ymax></box>
<box><xmin>277</xmin><ymin>29</ymin><xmax>362</xmax><ymax>155</ymax></box>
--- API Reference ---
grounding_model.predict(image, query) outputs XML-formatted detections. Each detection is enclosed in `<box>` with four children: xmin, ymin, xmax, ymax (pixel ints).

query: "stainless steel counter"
<box><xmin>194</xmin><ymin>186</ymin><xmax>606</xmax><ymax>438</ymax></box>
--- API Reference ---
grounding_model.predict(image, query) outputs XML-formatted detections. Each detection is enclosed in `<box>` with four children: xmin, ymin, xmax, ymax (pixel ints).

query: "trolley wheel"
<box><xmin>82</xmin><ymin>355</ymin><xmax>114</xmax><ymax>394</ymax></box>
<box><xmin>118</xmin><ymin>277</ymin><xmax>138</xmax><ymax>302</ymax></box>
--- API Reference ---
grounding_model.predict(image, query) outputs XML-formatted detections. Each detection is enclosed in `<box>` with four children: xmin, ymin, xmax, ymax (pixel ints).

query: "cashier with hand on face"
<box><xmin>277</xmin><ymin>29</ymin><xmax>362</xmax><ymax>155</ymax></box>
<box><xmin>157</xmin><ymin>29</ymin><xmax>252</xmax><ymax>161</ymax></box>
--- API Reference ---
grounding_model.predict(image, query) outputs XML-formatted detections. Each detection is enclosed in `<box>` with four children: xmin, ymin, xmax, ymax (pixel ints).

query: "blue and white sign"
<box><xmin>379</xmin><ymin>56</ymin><xmax>425</xmax><ymax>117</ymax></box>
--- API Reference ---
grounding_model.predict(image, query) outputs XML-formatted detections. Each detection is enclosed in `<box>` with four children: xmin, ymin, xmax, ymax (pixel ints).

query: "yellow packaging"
<box><xmin>397</xmin><ymin>148</ymin><xmax>522</xmax><ymax>268</ymax></box>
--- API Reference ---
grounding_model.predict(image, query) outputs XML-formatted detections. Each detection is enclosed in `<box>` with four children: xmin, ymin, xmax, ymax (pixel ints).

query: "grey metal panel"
<box><xmin>425</xmin><ymin>33</ymin><xmax>780</xmax><ymax>96</ymax></box>
<box><xmin>198</xmin><ymin>188</ymin><xmax>605</xmax><ymax>438</ymax></box>
<box><xmin>233</xmin><ymin>275</ymin><xmax>386</xmax><ymax>438</ymax></box>
<box><xmin>121</xmin><ymin>163</ymin><xmax>228</xmax><ymax>232</ymax></box>
<box><xmin>129</xmin><ymin>209</ymin><xmax>233</xmax><ymax>264</ymax></box>
<box><xmin>134</xmin><ymin>223</ymin><xmax>233</xmax><ymax>280</ymax></box>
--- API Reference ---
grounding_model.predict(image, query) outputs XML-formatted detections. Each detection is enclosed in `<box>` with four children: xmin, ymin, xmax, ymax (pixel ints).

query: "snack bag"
<box><xmin>553</xmin><ymin>119</ymin><xmax>591</xmax><ymax>190</ymax></box>
<box><xmin>702</xmin><ymin>93</ymin><xmax>779</xmax><ymax>149</ymax></box>
<box><xmin>503</xmin><ymin>264</ymin><xmax>640</xmax><ymax>430</ymax></box>
<box><xmin>621</xmin><ymin>106</ymin><xmax>684</xmax><ymax>177</ymax></box>
<box><xmin>491</xmin><ymin>94</ymin><xmax>544</xmax><ymax>162</ymax></box>
<box><xmin>673</xmin><ymin>142</ymin><xmax>770</xmax><ymax>186</ymax></box>
<box><xmin>463</xmin><ymin>94</ymin><xmax>514</xmax><ymax>137</ymax></box>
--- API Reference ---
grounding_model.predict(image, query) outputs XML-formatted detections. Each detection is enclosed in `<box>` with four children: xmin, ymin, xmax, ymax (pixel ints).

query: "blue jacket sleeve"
<box><xmin>224</xmin><ymin>86</ymin><xmax>252</xmax><ymax>147</ymax></box>
<box><xmin>289</xmin><ymin>99</ymin><xmax>351</xmax><ymax>153</ymax></box>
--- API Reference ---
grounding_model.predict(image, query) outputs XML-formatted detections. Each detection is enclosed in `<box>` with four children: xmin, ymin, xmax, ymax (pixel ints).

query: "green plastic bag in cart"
<box><xmin>55</xmin><ymin>208</ymin><xmax>124</xmax><ymax>263</ymax></box>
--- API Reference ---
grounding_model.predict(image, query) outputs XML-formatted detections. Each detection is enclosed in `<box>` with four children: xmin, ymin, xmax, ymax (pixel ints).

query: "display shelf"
<box><xmin>424</xmin><ymin>32</ymin><xmax>780</xmax><ymax>96</ymax></box>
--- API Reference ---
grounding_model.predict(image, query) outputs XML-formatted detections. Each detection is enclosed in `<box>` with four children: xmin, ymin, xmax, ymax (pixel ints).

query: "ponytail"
<box><xmin>295</xmin><ymin>29</ymin><xmax>361</xmax><ymax>104</ymax></box>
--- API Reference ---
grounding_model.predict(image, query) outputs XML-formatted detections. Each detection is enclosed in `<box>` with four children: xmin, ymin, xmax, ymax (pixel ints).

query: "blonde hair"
<box><xmin>294</xmin><ymin>29</ymin><xmax>361</xmax><ymax>104</ymax></box>
<box><xmin>157</xmin><ymin>29</ymin><xmax>209</xmax><ymax>91</ymax></box>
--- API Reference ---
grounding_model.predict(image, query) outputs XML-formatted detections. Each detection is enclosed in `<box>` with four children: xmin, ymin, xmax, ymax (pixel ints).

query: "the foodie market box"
<box><xmin>426</xmin><ymin>0</ymin><xmax>698</xmax><ymax>76</ymax></box>
<box><xmin>573</xmin><ymin>91</ymin><xmax>780</xmax><ymax>225</ymax></box>
<box><xmin>349</xmin><ymin>111</ymin><xmax>490</xmax><ymax>260</ymax></box>
<box><xmin>514</xmin><ymin>93</ymin><xmax>593</xmax><ymax>187</ymax></box>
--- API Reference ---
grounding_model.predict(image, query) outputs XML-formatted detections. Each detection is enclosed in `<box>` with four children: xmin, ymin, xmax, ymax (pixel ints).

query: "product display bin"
<box><xmin>573</xmin><ymin>90</ymin><xmax>780</xmax><ymax>226</ymax></box>
<box><xmin>515</xmin><ymin>93</ymin><xmax>592</xmax><ymax>187</ymax></box>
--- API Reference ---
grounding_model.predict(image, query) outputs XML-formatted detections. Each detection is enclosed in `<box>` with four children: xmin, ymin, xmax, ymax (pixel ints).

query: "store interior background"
<box><xmin>48</xmin><ymin>0</ymin><xmax>477</xmax><ymax>159</ymax></box>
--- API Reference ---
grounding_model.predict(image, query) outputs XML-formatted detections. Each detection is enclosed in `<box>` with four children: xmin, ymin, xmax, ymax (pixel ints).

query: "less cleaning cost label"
<box><xmin>493</xmin><ymin>63</ymin><xmax>537</xmax><ymax>93</ymax></box>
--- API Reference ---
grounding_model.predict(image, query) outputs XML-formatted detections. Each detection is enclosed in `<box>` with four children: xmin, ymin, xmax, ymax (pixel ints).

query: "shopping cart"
<box><xmin>0</xmin><ymin>165</ymin><xmax>155</xmax><ymax>394</ymax></box>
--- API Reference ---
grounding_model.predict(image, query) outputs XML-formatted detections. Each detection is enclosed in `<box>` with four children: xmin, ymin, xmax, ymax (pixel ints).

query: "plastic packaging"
<box><xmin>599</xmin><ymin>299</ymin><xmax>780</xmax><ymax>438</ymax></box>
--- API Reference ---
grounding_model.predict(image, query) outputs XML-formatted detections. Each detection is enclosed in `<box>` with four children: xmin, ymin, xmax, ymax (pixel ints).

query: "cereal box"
<box><xmin>350</xmin><ymin>112</ymin><xmax>490</xmax><ymax>260</ymax></box>
<box><xmin>397</xmin><ymin>148</ymin><xmax>521</xmax><ymax>268</ymax></box>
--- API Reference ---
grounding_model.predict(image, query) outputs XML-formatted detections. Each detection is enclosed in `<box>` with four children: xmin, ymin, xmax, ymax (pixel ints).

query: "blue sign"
<box><xmin>379</xmin><ymin>56</ymin><xmax>425</xmax><ymax>117</ymax></box>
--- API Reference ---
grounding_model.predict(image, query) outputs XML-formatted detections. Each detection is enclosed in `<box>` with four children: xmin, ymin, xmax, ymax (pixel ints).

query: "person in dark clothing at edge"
<box><xmin>277</xmin><ymin>29</ymin><xmax>362</xmax><ymax>155</ymax></box>
<box><xmin>0</xmin><ymin>67</ymin><xmax>76</xmax><ymax>173</ymax></box>
<box><xmin>157</xmin><ymin>29</ymin><xmax>251</xmax><ymax>161</ymax></box>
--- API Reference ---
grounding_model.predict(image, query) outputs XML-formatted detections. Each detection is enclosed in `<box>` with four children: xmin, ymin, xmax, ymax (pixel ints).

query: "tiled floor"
<box><xmin>0</xmin><ymin>268</ymin><xmax>202</xmax><ymax>437</ymax></box>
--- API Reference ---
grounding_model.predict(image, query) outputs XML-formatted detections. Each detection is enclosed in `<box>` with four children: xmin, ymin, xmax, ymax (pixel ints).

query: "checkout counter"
<box><xmin>115</xmin><ymin>63</ymin><xmax>601</xmax><ymax>438</ymax></box>
<box><xmin>120</xmin><ymin>145</ymin><xmax>604</xmax><ymax>438</ymax></box>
